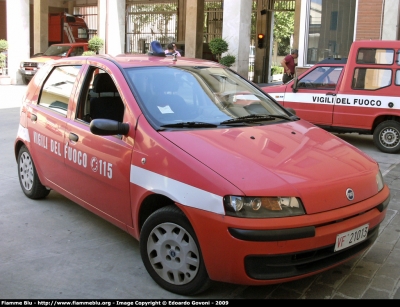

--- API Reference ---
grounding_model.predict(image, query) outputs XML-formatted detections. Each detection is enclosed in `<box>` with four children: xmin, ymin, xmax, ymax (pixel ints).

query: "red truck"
<box><xmin>263</xmin><ymin>40</ymin><xmax>400</xmax><ymax>153</ymax></box>
<box><xmin>49</xmin><ymin>13</ymin><xmax>89</xmax><ymax>45</ymax></box>
<box><xmin>19</xmin><ymin>43</ymin><xmax>88</xmax><ymax>84</ymax></box>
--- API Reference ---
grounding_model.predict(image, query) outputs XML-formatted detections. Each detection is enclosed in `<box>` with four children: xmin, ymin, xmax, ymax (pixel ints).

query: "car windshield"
<box><xmin>125</xmin><ymin>66</ymin><xmax>290</xmax><ymax>128</ymax></box>
<box><xmin>43</xmin><ymin>45</ymin><xmax>71</xmax><ymax>57</ymax></box>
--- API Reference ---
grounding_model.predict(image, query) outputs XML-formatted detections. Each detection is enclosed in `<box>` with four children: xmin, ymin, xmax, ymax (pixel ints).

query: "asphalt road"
<box><xmin>0</xmin><ymin>85</ymin><xmax>399</xmax><ymax>299</ymax></box>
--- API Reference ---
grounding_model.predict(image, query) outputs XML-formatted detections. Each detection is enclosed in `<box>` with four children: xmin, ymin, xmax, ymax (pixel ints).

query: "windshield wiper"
<box><xmin>159</xmin><ymin>121</ymin><xmax>218</xmax><ymax>129</ymax></box>
<box><xmin>220</xmin><ymin>114</ymin><xmax>291</xmax><ymax>125</ymax></box>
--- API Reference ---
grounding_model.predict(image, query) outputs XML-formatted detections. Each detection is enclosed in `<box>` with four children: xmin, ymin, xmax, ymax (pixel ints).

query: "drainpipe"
<box><xmin>380</xmin><ymin>0</ymin><xmax>385</xmax><ymax>39</ymax></box>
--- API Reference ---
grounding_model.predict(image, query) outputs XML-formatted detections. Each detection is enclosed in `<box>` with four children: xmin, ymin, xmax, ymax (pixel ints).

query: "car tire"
<box><xmin>140</xmin><ymin>205</ymin><xmax>211</xmax><ymax>295</ymax></box>
<box><xmin>18</xmin><ymin>145</ymin><xmax>50</xmax><ymax>199</ymax></box>
<box><xmin>373</xmin><ymin>120</ymin><xmax>400</xmax><ymax>153</ymax></box>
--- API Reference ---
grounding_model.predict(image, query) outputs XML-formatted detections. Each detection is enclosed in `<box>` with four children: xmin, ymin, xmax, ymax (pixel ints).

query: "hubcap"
<box><xmin>380</xmin><ymin>127</ymin><xmax>400</xmax><ymax>148</ymax></box>
<box><xmin>147</xmin><ymin>222</ymin><xmax>200</xmax><ymax>285</ymax></box>
<box><xmin>19</xmin><ymin>152</ymin><xmax>34</xmax><ymax>191</ymax></box>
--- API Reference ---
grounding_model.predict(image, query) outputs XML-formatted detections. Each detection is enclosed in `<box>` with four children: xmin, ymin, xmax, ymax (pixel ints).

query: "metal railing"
<box><xmin>126</xmin><ymin>1</ymin><xmax>178</xmax><ymax>54</ymax></box>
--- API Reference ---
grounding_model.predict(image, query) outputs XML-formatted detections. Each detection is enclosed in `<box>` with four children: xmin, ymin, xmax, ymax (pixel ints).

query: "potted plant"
<box><xmin>82</xmin><ymin>51</ymin><xmax>96</xmax><ymax>56</ymax></box>
<box><xmin>209</xmin><ymin>38</ymin><xmax>236</xmax><ymax>67</ymax></box>
<box><xmin>88</xmin><ymin>36</ymin><xmax>104</xmax><ymax>54</ymax></box>
<box><xmin>0</xmin><ymin>39</ymin><xmax>8</xmax><ymax>75</ymax></box>
<box><xmin>0</xmin><ymin>53</ymin><xmax>6</xmax><ymax>74</ymax></box>
<box><xmin>219</xmin><ymin>54</ymin><xmax>236</xmax><ymax>67</ymax></box>
<box><xmin>209</xmin><ymin>38</ymin><xmax>228</xmax><ymax>62</ymax></box>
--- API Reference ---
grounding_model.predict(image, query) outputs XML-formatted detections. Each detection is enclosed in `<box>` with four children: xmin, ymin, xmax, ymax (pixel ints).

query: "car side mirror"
<box><xmin>90</xmin><ymin>119</ymin><xmax>129</xmax><ymax>136</ymax></box>
<box><xmin>286</xmin><ymin>107</ymin><xmax>296</xmax><ymax>115</ymax></box>
<box><xmin>292</xmin><ymin>76</ymin><xmax>299</xmax><ymax>93</ymax></box>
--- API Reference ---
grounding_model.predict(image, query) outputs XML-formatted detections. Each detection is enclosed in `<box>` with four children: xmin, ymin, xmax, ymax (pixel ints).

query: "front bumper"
<box><xmin>180</xmin><ymin>185</ymin><xmax>390</xmax><ymax>285</ymax></box>
<box><xmin>244</xmin><ymin>225</ymin><xmax>378</xmax><ymax>280</ymax></box>
<box><xmin>19</xmin><ymin>68</ymin><xmax>37</xmax><ymax>79</ymax></box>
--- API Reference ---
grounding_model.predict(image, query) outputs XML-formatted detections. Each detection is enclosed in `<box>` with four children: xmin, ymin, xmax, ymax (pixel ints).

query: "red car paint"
<box><xmin>15</xmin><ymin>51</ymin><xmax>390</xmax><ymax>295</ymax></box>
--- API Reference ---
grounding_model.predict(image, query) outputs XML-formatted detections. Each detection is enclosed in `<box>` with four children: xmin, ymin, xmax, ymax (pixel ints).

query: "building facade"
<box><xmin>0</xmin><ymin>0</ymin><xmax>399</xmax><ymax>84</ymax></box>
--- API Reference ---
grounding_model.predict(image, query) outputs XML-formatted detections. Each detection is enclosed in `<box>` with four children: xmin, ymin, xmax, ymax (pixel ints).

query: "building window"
<box><xmin>306</xmin><ymin>0</ymin><xmax>356</xmax><ymax>65</ymax></box>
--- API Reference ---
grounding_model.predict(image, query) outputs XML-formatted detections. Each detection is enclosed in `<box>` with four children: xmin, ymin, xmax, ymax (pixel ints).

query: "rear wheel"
<box><xmin>18</xmin><ymin>145</ymin><xmax>50</xmax><ymax>199</ymax></box>
<box><xmin>373</xmin><ymin>120</ymin><xmax>400</xmax><ymax>153</ymax></box>
<box><xmin>140</xmin><ymin>206</ymin><xmax>210</xmax><ymax>295</ymax></box>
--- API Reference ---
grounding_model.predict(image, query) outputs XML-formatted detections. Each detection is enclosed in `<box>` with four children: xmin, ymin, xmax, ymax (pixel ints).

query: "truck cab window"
<box><xmin>78</xmin><ymin>28</ymin><xmax>88</xmax><ymax>39</ymax></box>
<box><xmin>395</xmin><ymin>70</ymin><xmax>400</xmax><ymax>85</ymax></box>
<box><xmin>298</xmin><ymin>66</ymin><xmax>343</xmax><ymax>90</ymax></box>
<box><xmin>69</xmin><ymin>47</ymin><xmax>84</xmax><ymax>57</ymax></box>
<box><xmin>357</xmin><ymin>49</ymin><xmax>394</xmax><ymax>65</ymax></box>
<box><xmin>352</xmin><ymin>68</ymin><xmax>392</xmax><ymax>90</ymax></box>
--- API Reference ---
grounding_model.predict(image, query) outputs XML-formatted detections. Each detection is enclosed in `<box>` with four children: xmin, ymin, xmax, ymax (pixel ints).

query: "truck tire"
<box><xmin>140</xmin><ymin>205</ymin><xmax>210</xmax><ymax>295</ymax></box>
<box><xmin>373</xmin><ymin>120</ymin><xmax>400</xmax><ymax>153</ymax></box>
<box><xmin>18</xmin><ymin>145</ymin><xmax>50</xmax><ymax>199</ymax></box>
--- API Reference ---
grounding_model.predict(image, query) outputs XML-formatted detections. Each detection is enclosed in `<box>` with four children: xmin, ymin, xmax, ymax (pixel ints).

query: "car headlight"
<box><xmin>223</xmin><ymin>196</ymin><xmax>305</xmax><ymax>218</ymax></box>
<box><xmin>20</xmin><ymin>62</ymin><xmax>24</xmax><ymax>68</ymax></box>
<box><xmin>376</xmin><ymin>171</ymin><xmax>384</xmax><ymax>192</ymax></box>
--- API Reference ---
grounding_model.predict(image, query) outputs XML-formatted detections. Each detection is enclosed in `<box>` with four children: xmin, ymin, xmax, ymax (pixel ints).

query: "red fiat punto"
<box><xmin>15</xmin><ymin>42</ymin><xmax>390</xmax><ymax>295</ymax></box>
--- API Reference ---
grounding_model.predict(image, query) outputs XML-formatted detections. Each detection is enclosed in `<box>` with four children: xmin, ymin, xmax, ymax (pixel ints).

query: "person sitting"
<box><xmin>165</xmin><ymin>43</ymin><xmax>181</xmax><ymax>57</ymax></box>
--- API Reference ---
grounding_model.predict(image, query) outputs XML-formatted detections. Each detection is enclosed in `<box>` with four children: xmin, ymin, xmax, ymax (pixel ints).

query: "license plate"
<box><xmin>25</xmin><ymin>71</ymin><xmax>34</xmax><ymax>75</ymax></box>
<box><xmin>334</xmin><ymin>224</ymin><xmax>369</xmax><ymax>252</ymax></box>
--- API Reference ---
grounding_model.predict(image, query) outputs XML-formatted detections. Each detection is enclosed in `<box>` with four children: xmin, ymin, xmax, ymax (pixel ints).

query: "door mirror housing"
<box><xmin>90</xmin><ymin>119</ymin><xmax>129</xmax><ymax>136</ymax></box>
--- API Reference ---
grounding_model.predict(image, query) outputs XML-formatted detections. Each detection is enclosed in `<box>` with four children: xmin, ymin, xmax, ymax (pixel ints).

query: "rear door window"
<box><xmin>38</xmin><ymin>65</ymin><xmax>81</xmax><ymax>116</ymax></box>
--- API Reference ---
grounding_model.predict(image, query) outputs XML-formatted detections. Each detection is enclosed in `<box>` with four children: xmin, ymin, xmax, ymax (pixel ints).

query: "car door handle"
<box><xmin>326</xmin><ymin>92</ymin><xmax>336</xmax><ymax>96</ymax></box>
<box><xmin>69</xmin><ymin>133</ymin><xmax>79</xmax><ymax>142</ymax></box>
<box><xmin>30</xmin><ymin>114</ymin><xmax>37</xmax><ymax>122</ymax></box>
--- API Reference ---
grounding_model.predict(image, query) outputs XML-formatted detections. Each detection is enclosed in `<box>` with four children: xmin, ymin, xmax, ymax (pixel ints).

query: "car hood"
<box><xmin>161</xmin><ymin>120</ymin><xmax>379</xmax><ymax>214</ymax></box>
<box><xmin>22</xmin><ymin>56</ymin><xmax>61</xmax><ymax>63</ymax></box>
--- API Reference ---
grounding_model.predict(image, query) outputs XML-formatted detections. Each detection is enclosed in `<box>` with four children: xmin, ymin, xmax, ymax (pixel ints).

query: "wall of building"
<box><xmin>355</xmin><ymin>0</ymin><xmax>383</xmax><ymax>40</ymax></box>
<box><xmin>0</xmin><ymin>0</ymin><xmax>6</xmax><ymax>40</ymax></box>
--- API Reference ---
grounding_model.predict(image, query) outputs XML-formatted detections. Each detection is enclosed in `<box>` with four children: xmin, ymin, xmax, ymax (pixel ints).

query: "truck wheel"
<box><xmin>140</xmin><ymin>206</ymin><xmax>210</xmax><ymax>295</ymax></box>
<box><xmin>373</xmin><ymin>120</ymin><xmax>400</xmax><ymax>153</ymax></box>
<box><xmin>18</xmin><ymin>145</ymin><xmax>50</xmax><ymax>199</ymax></box>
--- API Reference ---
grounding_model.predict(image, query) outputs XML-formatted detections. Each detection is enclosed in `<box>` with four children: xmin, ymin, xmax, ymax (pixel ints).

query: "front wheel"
<box><xmin>373</xmin><ymin>120</ymin><xmax>400</xmax><ymax>153</ymax></box>
<box><xmin>140</xmin><ymin>206</ymin><xmax>210</xmax><ymax>295</ymax></box>
<box><xmin>18</xmin><ymin>145</ymin><xmax>50</xmax><ymax>199</ymax></box>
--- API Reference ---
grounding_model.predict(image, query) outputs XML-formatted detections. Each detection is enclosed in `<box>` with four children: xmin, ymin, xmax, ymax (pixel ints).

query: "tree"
<box><xmin>273</xmin><ymin>9</ymin><xmax>294</xmax><ymax>56</ymax></box>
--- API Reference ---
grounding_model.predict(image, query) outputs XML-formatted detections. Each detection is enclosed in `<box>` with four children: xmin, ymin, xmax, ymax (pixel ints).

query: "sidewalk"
<box><xmin>0</xmin><ymin>84</ymin><xmax>27</xmax><ymax>109</ymax></box>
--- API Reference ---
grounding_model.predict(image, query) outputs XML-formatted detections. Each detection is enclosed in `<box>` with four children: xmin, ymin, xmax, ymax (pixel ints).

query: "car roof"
<box><xmin>88</xmin><ymin>54</ymin><xmax>224</xmax><ymax>69</ymax></box>
<box><xmin>352</xmin><ymin>40</ymin><xmax>400</xmax><ymax>48</ymax></box>
<box><xmin>50</xmin><ymin>43</ymin><xmax>88</xmax><ymax>47</ymax></box>
<box><xmin>316</xmin><ymin>57</ymin><xmax>347</xmax><ymax>64</ymax></box>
